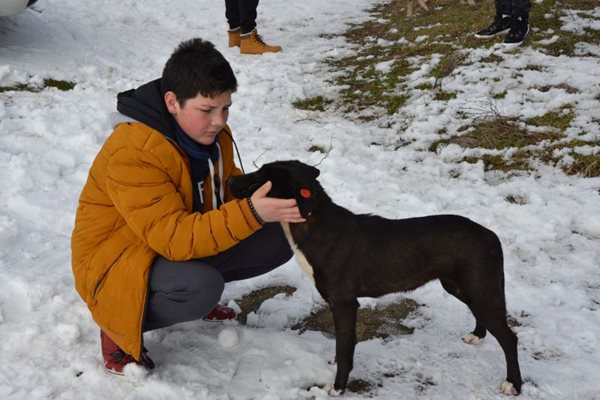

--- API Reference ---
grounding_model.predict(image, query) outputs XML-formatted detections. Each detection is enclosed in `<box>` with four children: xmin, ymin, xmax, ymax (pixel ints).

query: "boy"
<box><xmin>71</xmin><ymin>38</ymin><xmax>301</xmax><ymax>374</ymax></box>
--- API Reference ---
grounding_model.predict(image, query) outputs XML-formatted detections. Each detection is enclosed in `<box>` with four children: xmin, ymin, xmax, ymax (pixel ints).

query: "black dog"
<box><xmin>228</xmin><ymin>160</ymin><xmax>522</xmax><ymax>396</ymax></box>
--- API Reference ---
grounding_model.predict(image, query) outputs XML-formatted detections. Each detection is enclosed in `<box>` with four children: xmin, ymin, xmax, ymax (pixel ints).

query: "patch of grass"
<box><xmin>564</xmin><ymin>152</ymin><xmax>600</xmax><ymax>177</ymax></box>
<box><xmin>0</xmin><ymin>78</ymin><xmax>76</xmax><ymax>93</ymax></box>
<box><xmin>526</xmin><ymin>106</ymin><xmax>575</xmax><ymax>131</ymax></box>
<box><xmin>316</xmin><ymin>0</ymin><xmax>598</xmax><ymax>119</ymax></box>
<box><xmin>431</xmin><ymin>113</ymin><xmax>564</xmax><ymax>172</ymax></box>
<box><xmin>325</xmin><ymin>0</ymin><xmax>496</xmax><ymax>116</ymax></box>
<box><xmin>292</xmin><ymin>298</ymin><xmax>420</xmax><ymax>341</ymax></box>
<box><xmin>308</xmin><ymin>145</ymin><xmax>327</xmax><ymax>153</ymax></box>
<box><xmin>431</xmin><ymin>50</ymin><xmax>469</xmax><ymax>88</ymax></box>
<box><xmin>433</xmin><ymin>91</ymin><xmax>457</xmax><ymax>101</ymax></box>
<box><xmin>530</xmin><ymin>0</ymin><xmax>600</xmax><ymax>57</ymax></box>
<box><xmin>480</xmin><ymin>54</ymin><xmax>504</xmax><ymax>64</ymax></box>
<box><xmin>493</xmin><ymin>90</ymin><xmax>508</xmax><ymax>99</ymax></box>
<box><xmin>443</xmin><ymin>116</ymin><xmax>561</xmax><ymax>150</ymax></box>
<box><xmin>347</xmin><ymin>378</ymin><xmax>379</xmax><ymax>394</ymax></box>
<box><xmin>292</xmin><ymin>95</ymin><xmax>333</xmax><ymax>112</ymax></box>
<box><xmin>431</xmin><ymin>109</ymin><xmax>600</xmax><ymax>176</ymax></box>
<box><xmin>43</xmin><ymin>78</ymin><xmax>76</xmax><ymax>91</ymax></box>
<box><xmin>235</xmin><ymin>285</ymin><xmax>297</xmax><ymax>325</ymax></box>
<box><xmin>307</xmin><ymin>0</ymin><xmax>598</xmax><ymax>176</ymax></box>
<box><xmin>0</xmin><ymin>83</ymin><xmax>35</xmax><ymax>92</ymax></box>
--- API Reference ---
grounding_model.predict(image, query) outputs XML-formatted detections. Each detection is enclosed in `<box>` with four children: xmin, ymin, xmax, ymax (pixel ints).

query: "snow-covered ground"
<box><xmin>1</xmin><ymin>0</ymin><xmax>599</xmax><ymax>399</ymax></box>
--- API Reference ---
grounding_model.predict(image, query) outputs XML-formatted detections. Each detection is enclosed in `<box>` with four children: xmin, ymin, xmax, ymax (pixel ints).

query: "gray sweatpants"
<box><xmin>143</xmin><ymin>223</ymin><xmax>293</xmax><ymax>331</ymax></box>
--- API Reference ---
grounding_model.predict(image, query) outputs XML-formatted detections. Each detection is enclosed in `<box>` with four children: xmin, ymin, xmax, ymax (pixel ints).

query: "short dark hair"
<box><xmin>161</xmin><ymin>38</ymin><xmax>237</xmax><ymax>105</ymax></box>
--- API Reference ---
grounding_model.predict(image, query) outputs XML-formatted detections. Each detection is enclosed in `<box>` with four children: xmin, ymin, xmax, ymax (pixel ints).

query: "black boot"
<box><xmin>503</xmin><ymin>15</ymin><xmax>530</xmax><ymax>47</ymax></box>
<box><xmin>474</xmin><ymin>15</ymin><xmax>511</xmax><ymax>38</ymax></box>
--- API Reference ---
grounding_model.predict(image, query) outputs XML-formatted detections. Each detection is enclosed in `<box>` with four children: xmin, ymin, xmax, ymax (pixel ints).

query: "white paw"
<box><xmin>501</xmin><ymin>381</ymin><xmax>518</xmax><ymax>395</ymax></box>
<box><xmin>323</xmin><ymin>384</ymin><xmax>343</xmax><ymax>396</ymax></box>
<box><xmin>461</xmin><ymin>333</ymin><xmax>483</xmax><ymax>345</ymax></box>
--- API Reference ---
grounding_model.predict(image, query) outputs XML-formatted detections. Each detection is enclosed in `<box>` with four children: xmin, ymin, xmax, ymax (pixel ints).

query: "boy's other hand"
<box><xmin>250</xmin><ymin>181</ymin><xmax>306</xmax><ymax>223</ymax></box>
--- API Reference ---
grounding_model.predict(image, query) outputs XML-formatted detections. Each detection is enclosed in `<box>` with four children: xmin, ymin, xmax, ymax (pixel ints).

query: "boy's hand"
<box><xmin>250</xmin><ymin>181</ymin><xmax>306</xmax><ymax>223</ymax></box>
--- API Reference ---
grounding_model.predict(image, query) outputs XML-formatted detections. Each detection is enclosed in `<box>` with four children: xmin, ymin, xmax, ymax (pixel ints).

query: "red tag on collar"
<box><xmin>300</xmin><ymin>188</ymin><xmax>312</xmax><ymax>199</ymax></box>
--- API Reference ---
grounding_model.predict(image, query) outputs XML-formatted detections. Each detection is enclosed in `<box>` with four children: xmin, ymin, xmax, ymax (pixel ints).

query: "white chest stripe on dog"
<box><xmin>281</xmin><ymin>223</ymin><xmax>315</xmax><ymax>283</ymax></box>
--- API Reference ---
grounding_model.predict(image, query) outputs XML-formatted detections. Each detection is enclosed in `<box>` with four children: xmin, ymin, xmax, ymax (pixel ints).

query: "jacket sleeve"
<box><xmin>105</xmin><ymin>146</ymin><xmax>262</xmax><ymax>260</ymax></box>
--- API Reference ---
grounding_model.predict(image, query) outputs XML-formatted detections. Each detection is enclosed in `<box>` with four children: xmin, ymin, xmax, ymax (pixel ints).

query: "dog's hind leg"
<box><xmin>440</xmin><ymin>279</ymin><xmax>487</xmax><ymax>343</ymax></box>
<box><xmin>463</xmin><ymin>294</ymin><xmax>522</xmax><ymax>395</ymax></box>
<box><xmin>462</xmin><ymin>320</ymin><xmax>487</xmax><ymax>345</ymax></box>
<box><xmin>329</xmin><ymin>300</ymin><xmax>359</xmax><ymax>396</ymax></box>
<box><xmin>478</xmin><ymin>307</ymin><xmax>522</xmax><ymax>395</ymax></box>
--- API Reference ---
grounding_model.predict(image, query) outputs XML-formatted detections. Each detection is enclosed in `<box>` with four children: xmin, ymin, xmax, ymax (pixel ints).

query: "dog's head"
<box><xmin>228</xmin><ymin>160</ymin><xmax>322</xmax><ymax>218</ymax></box>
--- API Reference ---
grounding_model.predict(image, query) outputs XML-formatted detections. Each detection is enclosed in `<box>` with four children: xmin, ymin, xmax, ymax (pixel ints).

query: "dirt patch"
<box><xmin>292</xmin><ymin>299</ymin><xmax>421</xmax><ymax>341</ymax></box>
<box><xmin>235</xmin><ymin>285</ymin><xmax>297</xmax><ymax>325</ymax></box>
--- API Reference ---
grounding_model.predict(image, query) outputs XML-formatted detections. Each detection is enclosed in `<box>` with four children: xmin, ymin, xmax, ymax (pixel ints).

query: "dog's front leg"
<box><xmin>329</xmin><ymin>300</ymin><xmax>359</xmax><ymax>396</ymax></box>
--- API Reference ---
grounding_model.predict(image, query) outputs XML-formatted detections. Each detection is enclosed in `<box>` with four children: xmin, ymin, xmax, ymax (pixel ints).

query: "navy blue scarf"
<box><xmin>172</xmin><ymin>121</ymin><xmax>220</xmax><ymax>211</ymax></box>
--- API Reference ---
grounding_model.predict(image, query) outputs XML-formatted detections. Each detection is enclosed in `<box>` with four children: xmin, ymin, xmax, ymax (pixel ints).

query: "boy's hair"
<box><xmin>161</xmin><ymin>38</ymin><xmax>237</xmax><ymax>105</ymax></box>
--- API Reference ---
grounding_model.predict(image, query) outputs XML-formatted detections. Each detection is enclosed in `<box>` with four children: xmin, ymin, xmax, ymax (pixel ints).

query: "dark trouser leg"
<box><xmin>225</xmin><ymin>0</ymin><xmax>240</xmax><ymax>30</ymax></box>
<box><xmin>495</xmin><ymin>0</ymin><xmax>531</xmax><ymax>17</ymax></box>
<box><xmin>143</xmin><ymin>223</ymin><xmax>292</xmax><ymax>331</ymax></box>
<box><xmin>511</xmin><ymin>0</ymin><xmax>531</xmax><ymax>17</ymax></box>
<box><xmin>225</xmin><ymin>0</ymin><xmax>259</xmax><ymax>34</ymax></box>
<box><xmin>205</xmin><ymin>223</ymin><xmax>292</xmax><ymax>282</ymax></box>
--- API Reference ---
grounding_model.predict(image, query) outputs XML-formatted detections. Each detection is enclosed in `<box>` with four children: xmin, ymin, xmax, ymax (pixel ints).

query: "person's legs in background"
<box><xmin>225</xmin><ymin>0</ymin><xmax>243</xmax><ymax>47</ymax></box>
<box><xmin>474</xmin><ymin>0</ymin><xmax>530</xmax><ymax>46</ymax></box>
<box><xmin>503</xmin><ymin>0</ymin><xmax>531</xmax><ymax>47</ymax></box>
<box><xmin>474</xmin><ymin>0</ymin><xmax>512</xmax><ymax>39</ymax></box>
<box><xmin>224</xmin><ymin>0</ymin><xmax>282</xmax><ymax>54</ymax></box>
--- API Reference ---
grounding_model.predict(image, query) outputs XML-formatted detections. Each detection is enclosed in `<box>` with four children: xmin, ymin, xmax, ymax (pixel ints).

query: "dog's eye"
<box><xmin>300</xmin><ymin>188</ymin><xmax>312</xmax><ymax>198</ymax></box>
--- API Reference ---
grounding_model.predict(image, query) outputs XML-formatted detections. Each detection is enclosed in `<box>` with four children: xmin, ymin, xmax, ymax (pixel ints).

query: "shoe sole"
<box><xmin>203</xmin><ymin>316</ymin><xmax>237</xmax><ymax>322</ymax></box>
<box><xmin>474</xmin><ymin>28</ymin><xmax>510</xmax><ymax>39</ymax></box>
<box><xmin>104</xmin><ymin>367</ymin><xmax>125</xmax><ymax>376</ymax></box>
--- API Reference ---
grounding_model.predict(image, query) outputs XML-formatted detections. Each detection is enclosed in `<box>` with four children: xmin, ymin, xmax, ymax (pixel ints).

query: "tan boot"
<box><xmin>240</xmin><ymin>29</ymin><xmax>282</xmax><ymax>55</ymax></box>
<box><xmin>228</xmin><ymin>28</ymin><xmax>241</xmax><ymax>48</ymax></box>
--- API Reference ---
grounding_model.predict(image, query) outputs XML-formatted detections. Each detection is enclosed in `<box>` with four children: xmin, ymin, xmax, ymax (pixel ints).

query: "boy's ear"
<box><xmin>164</xmin><ymin>91</ymin><xmax>180</xmax><ymax>114</ymax></box>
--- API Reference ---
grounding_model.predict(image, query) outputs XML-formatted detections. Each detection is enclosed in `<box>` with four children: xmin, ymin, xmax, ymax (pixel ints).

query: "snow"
<box><xmin>1</xmin><ymin>0</ymin><xmax>600</xmax><ymax>399</ymax></box>
<box><xmin>218</xmin><ymin>328</ymin><xmax>240</xmax><ymax>349</ymax></box>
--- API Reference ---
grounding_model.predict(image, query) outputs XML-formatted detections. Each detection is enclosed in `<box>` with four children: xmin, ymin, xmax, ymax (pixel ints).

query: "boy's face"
<box><xmin>165</xmin><ymin>90</ymin><xmax>232</xmax><ymax>145</ymax></box>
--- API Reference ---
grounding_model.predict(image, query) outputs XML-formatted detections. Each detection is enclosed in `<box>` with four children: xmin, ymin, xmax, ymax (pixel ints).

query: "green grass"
<box><xmin>0</xmin><ymin>78</ymin><xmax>76</xmax><ymax>93</ymax></box>
<box><xmin>292</xmin><ymin>95</ymin><xmax>333</xmax><ymax>112</ymax></box>
<box><xmin>296</xmin><ymin>0</ymin><xmax>600</xmax><ymax>177</ymax></box>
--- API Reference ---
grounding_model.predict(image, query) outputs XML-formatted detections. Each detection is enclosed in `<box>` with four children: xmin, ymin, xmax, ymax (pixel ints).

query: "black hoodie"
<box><xmin>116</xmin><ymin>78</ymin><xmax>177</xmax><ymax>142</ymax></box>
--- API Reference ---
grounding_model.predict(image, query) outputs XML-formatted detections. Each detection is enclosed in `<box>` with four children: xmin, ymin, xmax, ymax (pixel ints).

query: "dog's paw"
<box><xmin>461</xmin><ymin>333</ymin><xmax>484</xmax><ymax>345</ymax></box>
<box><xmin>501</xmin><ymin>381</ymin><xmax>519</xmax><ymax>396</ymax></box>
<box><xmin>323</xmin><ymin>384</ymin><xmax>343</xmax><ymax>397</ymax></box>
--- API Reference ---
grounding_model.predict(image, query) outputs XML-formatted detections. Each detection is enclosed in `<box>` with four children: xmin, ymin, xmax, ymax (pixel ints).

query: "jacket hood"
<box><xmin>116</xmin><ymin>78</ymin><xmax>176</xmax><ymax>142</ymax></box>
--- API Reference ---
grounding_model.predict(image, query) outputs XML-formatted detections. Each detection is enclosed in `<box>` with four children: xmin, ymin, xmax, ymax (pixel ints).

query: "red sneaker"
<box><xmin>203</xmin><ymin>304</ymin><xmax>237</xmax><ymax>322</ymax></box>
<box><xmin>101</xmin><ymin>331</ymin><xmax>155</xmax><ymax>375</ymax></box>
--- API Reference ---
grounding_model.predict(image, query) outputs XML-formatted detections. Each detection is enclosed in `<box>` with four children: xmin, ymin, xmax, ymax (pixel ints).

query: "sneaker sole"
<box><xmin>104</xmin><ymin>367</ymin><xmax>125</xmax><ymax>376</ymax></box>
<box><xmin>474</xmin><ymin>28</ymin><xmax>510</xmax><ymax>39</ymax></box>
<box><xmin>203</xmin><ymin>316</ymin><xmax>237</xmax><ymax>322</ymax></box>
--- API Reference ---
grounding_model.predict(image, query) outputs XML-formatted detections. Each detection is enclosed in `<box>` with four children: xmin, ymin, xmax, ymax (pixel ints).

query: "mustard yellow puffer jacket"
<box><xmin>71</xmin><ymin>122</ymin><xmax>262</xmax><ymax>359</ymax></box>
